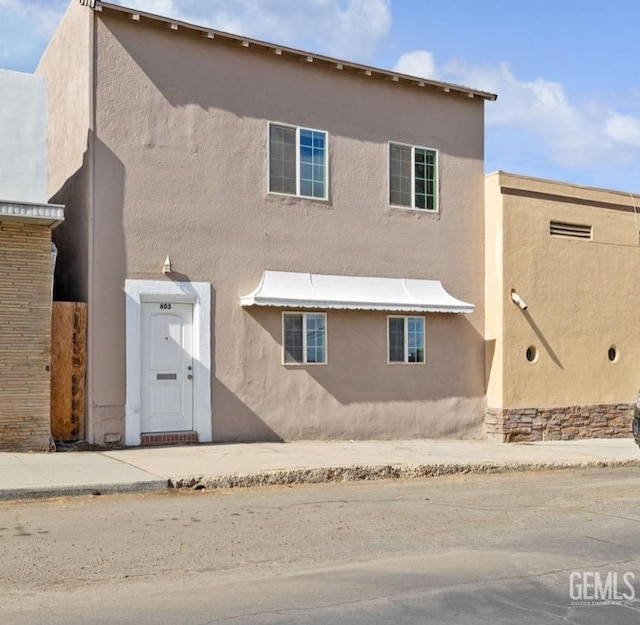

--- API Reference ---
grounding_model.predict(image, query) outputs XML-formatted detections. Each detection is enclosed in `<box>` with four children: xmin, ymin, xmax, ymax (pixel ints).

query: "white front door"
<box><xmin>141</xmin><ymin>302</ymin><xmax>194</xmax><ymax>433</ymax></box>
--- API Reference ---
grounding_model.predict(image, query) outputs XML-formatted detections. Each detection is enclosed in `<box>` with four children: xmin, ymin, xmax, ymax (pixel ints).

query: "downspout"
<box><xmin>86</xmin><ymin>0</ymin><xmax>97</xmax><ymax>444</ymax></box>
<box><xmin>50</xmin><ymin>242</ymin><xmax>58</xmax><ymax>296</ymax></box>
<box><xmin>48</xmin><ymin>241</ymin><xmax>59</xmax><ymax>451</ymax></box>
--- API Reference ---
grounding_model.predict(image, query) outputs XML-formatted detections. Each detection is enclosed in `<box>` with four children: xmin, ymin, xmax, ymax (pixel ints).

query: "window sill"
<box><xmin>387</xmin><ymin>204</ymin><xmax>440</xmax><ymax>216</ymax></box>
<box><xmin>283</xmin><ymin>362</ymin><xmax>328</xmax><ymax>367</ymax></box>
<box><xmin>387</xmin><ymin>361</ymin><xmax>427</xmax><ymax>366</ymax></box>
<box><xmin>268</xmin><ymin>191</ymin><xmax>331</xmax><ymax>203</ymax></box>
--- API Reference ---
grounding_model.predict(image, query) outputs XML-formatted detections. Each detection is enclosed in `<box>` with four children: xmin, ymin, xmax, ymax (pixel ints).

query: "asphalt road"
<box><xmin>2</xmin><ymin>467</ymin><xmax>640</xmax><ymax>624</ymax></box>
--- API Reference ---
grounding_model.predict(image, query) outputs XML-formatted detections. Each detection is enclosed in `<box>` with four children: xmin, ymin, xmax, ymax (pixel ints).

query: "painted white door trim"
<box><xmin>125</xmin><ymin>279</ymin><xmax>212</xmax><ymax>447</ymax></box>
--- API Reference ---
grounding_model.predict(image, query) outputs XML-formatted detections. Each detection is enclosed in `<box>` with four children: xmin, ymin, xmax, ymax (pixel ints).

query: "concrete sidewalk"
<box><xmin>0</xmin><ymin>438</ymin><xmax>639</xmax><ymax>501</ymax></box>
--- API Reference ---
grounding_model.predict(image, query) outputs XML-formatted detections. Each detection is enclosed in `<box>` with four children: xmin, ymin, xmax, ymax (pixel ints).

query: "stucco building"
<box><xmin>485</xmin><ymin>172</ymin><xmax>638</xmax><ymax>441</ymax></box>
<box><xmin>0</xmin><ymin>69</ymin><xmax>64</xmax><ymax>451</ymax></box>
<box><xmin>37</xmin><ymin>0</ymin><xmax>496</xmax><ymax>446</ymax></box>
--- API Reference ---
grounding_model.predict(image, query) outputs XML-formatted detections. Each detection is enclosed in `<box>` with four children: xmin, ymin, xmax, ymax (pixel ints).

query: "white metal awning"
<box><xmin>240</xmin><ymin>271</ymin><xmax>474</xmax><ymax>314</ymax></box>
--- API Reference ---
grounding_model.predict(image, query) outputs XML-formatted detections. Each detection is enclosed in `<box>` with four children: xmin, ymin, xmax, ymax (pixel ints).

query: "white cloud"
<box><xmin>4</xmin><ymin>0</ymin><xmax>638</xmax><ymax>189</ymax></box>
<box><xmin>121</xmin><ymin>0</ymin><xmax>176</xmax><ymax>16</ymax></box>
<box><xmin>111</xmin><ymin>0</ymin><xmax>391</xmax><ymax>61</ymax></box>
<box><xmin>0</xmin><ymin>0</ymin><xmax>69</xmax><ymax>69</ymax></box>
<box><xmin>2</xmin><ymin>0</ymin><xmax>391</xmax><ymax>68</ymax></box>
<box><xmin>398</xmin><ymin>49</ymin><xmax>640</xmax><ymax>173</ymax></box>
<box><xmin>393</xmin><ymin>51</ymin><xmax>438</xmax><ymax>80</ymax></box>
<box><xmin>0</xmin><ymin>0</ymin><xmax>393</xmax><ymax>75</ymax></box>
<box><xmin>605</xmin><ymin>114</ymin><xmax>640</xmax><ymax>148</ymax></box>
<box><xmin>0</xmin><ymin>0</ymin><xmax>67</xmax><ymax>38</ymax></box>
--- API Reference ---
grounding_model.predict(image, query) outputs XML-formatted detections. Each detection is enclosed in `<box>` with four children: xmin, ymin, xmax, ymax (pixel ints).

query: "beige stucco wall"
<box><xmin>45</xmin><ymin>6</ymin><xmax>489</xmax><ymax>443</ymax></box>
<box><xmin>486</xmin><ymin>171</ymin><xmax>640</xmax><ymax>412</ymax></box>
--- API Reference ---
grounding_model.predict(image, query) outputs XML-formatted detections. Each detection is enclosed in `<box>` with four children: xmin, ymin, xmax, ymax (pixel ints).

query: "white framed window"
<box><xmin>283</xmin><ymin>312</ymin><xmax>327</xmax><ymax>364</ymax></box>
<box><xmin>389</xmin><ymin>142</ymin><xmax>438</xmax><ymax>211</ymax></box>
<box><xmin>269</xmin><ymin>123</ymin><xmax>328</xmax><ymax>200</ymax></box>
<box><xmin>388</xmin><ymin>315</ymin><xmax>425</xmax><ymax>364</ymax></box>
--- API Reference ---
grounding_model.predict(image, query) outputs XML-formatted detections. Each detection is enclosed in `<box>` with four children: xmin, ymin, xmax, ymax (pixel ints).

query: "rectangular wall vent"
<box><xmin>550</xmin><ymin>221</ymin><xmax>592</xmax><ymax>239</ymax></box>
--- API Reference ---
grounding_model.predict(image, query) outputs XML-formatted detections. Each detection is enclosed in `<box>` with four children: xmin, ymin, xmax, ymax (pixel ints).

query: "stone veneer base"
<box><xmin>485</xmin><ymin>403</ymin><xmax>634</xmax><ymax>443</ymax></box>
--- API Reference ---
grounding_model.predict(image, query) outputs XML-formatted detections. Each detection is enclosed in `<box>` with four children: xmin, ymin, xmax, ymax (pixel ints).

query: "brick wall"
<box><xmin>486</xmin><ymin>404</ymin><xmax>633</xmax><ymax>442</ymax></box>
<box><xmin>0</xmin><ymin>222</ymin><xmax>53</xmax><ymax>451</ymax></box>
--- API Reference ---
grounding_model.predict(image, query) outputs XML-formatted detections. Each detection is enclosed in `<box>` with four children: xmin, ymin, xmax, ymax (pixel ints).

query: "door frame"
<box><xmin>125</xmin><ymin>279</ymin><xmax>212</xmax><ymax>447</ymax></box>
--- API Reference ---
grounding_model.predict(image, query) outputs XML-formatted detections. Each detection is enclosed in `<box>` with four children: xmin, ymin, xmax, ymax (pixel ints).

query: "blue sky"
<box><xmin>2</xmin><ymin>0</ymin><xmax>640</xmax><ymax>192</ymax></box>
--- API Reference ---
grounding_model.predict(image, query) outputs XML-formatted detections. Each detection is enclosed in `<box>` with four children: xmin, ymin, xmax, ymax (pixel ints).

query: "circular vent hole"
<box><xmin>526</xmin><ymin>346</ymin><xmax>537</xmax><ymax>362</ymax></box>
<box><xmin>608</xmin><ymin>346</ymin><xmax>617</xmax><ymax>362</ymax></box>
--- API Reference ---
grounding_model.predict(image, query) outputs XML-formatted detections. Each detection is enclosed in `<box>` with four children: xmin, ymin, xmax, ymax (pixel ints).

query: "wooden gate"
<box><xmin>51</xmin><ymin>302</ymin><xmax>87</xmax><ymax>442</ymax></box>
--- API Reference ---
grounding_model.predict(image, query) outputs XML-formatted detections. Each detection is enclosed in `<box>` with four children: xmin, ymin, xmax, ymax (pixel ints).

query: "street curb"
<box><xmin>0</xmin><ymin>479</ymin><xmax>168</xmax><ymax>502</ymax></box>
<box><xmin>168</xmin><ymin>458</ymin><xmax>640</xmax><ymax>490</ymax></box>
<box><xmin>2</xmin><ymin>458</ymin><xmax>638</xmax><ymax>501</ymax></box>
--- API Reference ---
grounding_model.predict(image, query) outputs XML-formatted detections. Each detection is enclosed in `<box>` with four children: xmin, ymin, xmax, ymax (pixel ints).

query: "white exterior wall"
<box><xmin>0</xmin><ymin>69</ymin><xmax>48</xmax><ymax>204</ymax></box>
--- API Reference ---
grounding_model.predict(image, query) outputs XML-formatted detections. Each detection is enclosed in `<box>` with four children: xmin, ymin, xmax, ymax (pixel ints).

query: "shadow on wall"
<box><xmin>523</xmin><ymin>309</ymin><xmax>564</xmax><ymax>370</ymax></box>
<box><xmin>485</xmin><ymin>338</ymin><xmax>496</xmax><ymax>392</ymax></box>
<box><xmin>50</xmin><ymin>132</ymin><xmax>127</xmax><ymax>310</ymax></box>
<box><xmin>50</xmin><ymin>132</ymin><xmax>128</xmax><ymax>428</ymax></box>
<box><xmin>49</xmin><ymin>139</ymin><xmax>90</xmax><ymax>302</ymax></box>
<box><xmin>482</xmin><ymin>306</ymin><xmax>563</xmax><ymax>403</ymax></box>
<box><xmin>182</xmin><ymin>284</ymin><xmax>281</xmax><ymax>443</ymax></box>
<box><xmin>100</xmin><ymin>16</ymin><xmax>482</xmax><ymax>159</ymax></box>
<box><xmin>246</xmin><ymin>307</ymin><xmax>486</xmax><ymax>405</ymax></box>
<box><xmin>211</xmin><ymin>377</ymin><xmax>284</xmax><ymax>442</ymax></box>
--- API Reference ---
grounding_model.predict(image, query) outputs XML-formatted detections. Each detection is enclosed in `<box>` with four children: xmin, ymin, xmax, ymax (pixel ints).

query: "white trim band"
<box><xmin>0</xmin><ymin>200</ymin><xmax>64</xmax><ymax>227</ymax></box>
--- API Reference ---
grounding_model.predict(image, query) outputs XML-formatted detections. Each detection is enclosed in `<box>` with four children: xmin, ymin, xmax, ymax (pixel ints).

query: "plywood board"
<box><xmin>51</xmin><ymin>302</ymin><xmax>87</xmax><ymax>441</ymax></box>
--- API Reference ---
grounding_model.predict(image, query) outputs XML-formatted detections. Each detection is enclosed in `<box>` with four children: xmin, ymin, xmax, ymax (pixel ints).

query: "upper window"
<box><xmin>269</xmin><ymin>124</ymin><xmax>327</xmax><ymax>200</ymax></box>
<box><xmin>389</xmin><ymin>143</ymin><xmax>438</xmax><ymax>211</ymax></box>
<box><xmin>283</xmin><ymin>312</ymin><xmax>326</xmax><ymax>364</ymax></box>
<box><xmin>388</xmin><ymin>316</ymin><xmax>425</xmax><ymax>364</ymax></box>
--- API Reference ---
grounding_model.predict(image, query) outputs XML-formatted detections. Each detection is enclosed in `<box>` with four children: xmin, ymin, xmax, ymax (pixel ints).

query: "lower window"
<box><xmin>388</xmin><ymin>316</ymin><xmax>425</xmax><ymax>363</ymax></box>
<box><xmin>283</xmin><ymin>312</ymin><xmax>326</xmax><ymax>364</ymax></box>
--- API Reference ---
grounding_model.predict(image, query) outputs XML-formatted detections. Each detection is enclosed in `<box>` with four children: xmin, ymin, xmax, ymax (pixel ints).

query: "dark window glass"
<box><xmin>389</xmin><ymin>144</ymin><xmax>412</xmax><ymax>207</ymax></box>
<box><xmin>284</xmin><ymin>313</ymin><xmax>326</xmax><ymax>364</ymax></box>
<box><xmin>269</xmin><ymin>125</ymin><xmax>296</xmax><ymax>194</ymax></box>
<box><xmin>284</xmin><ymin>314</ymin><xmax>304</xmax><ymax>363</ymax></box>
<box><xmin>388</xmin><ymin>317</ymin><xmax>405</xmax><ymax>362</ymax></box>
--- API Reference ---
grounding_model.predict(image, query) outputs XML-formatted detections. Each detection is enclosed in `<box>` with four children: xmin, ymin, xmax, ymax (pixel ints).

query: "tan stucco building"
<box><xmin>485</xmin><ymin>172</ymin><xmax>638</xmax><ymax>441</ymax></box>
<box><xmin>37</xmin><ymin>1</ymin><xmax>496</xmax><ymax>446</ymax></box>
